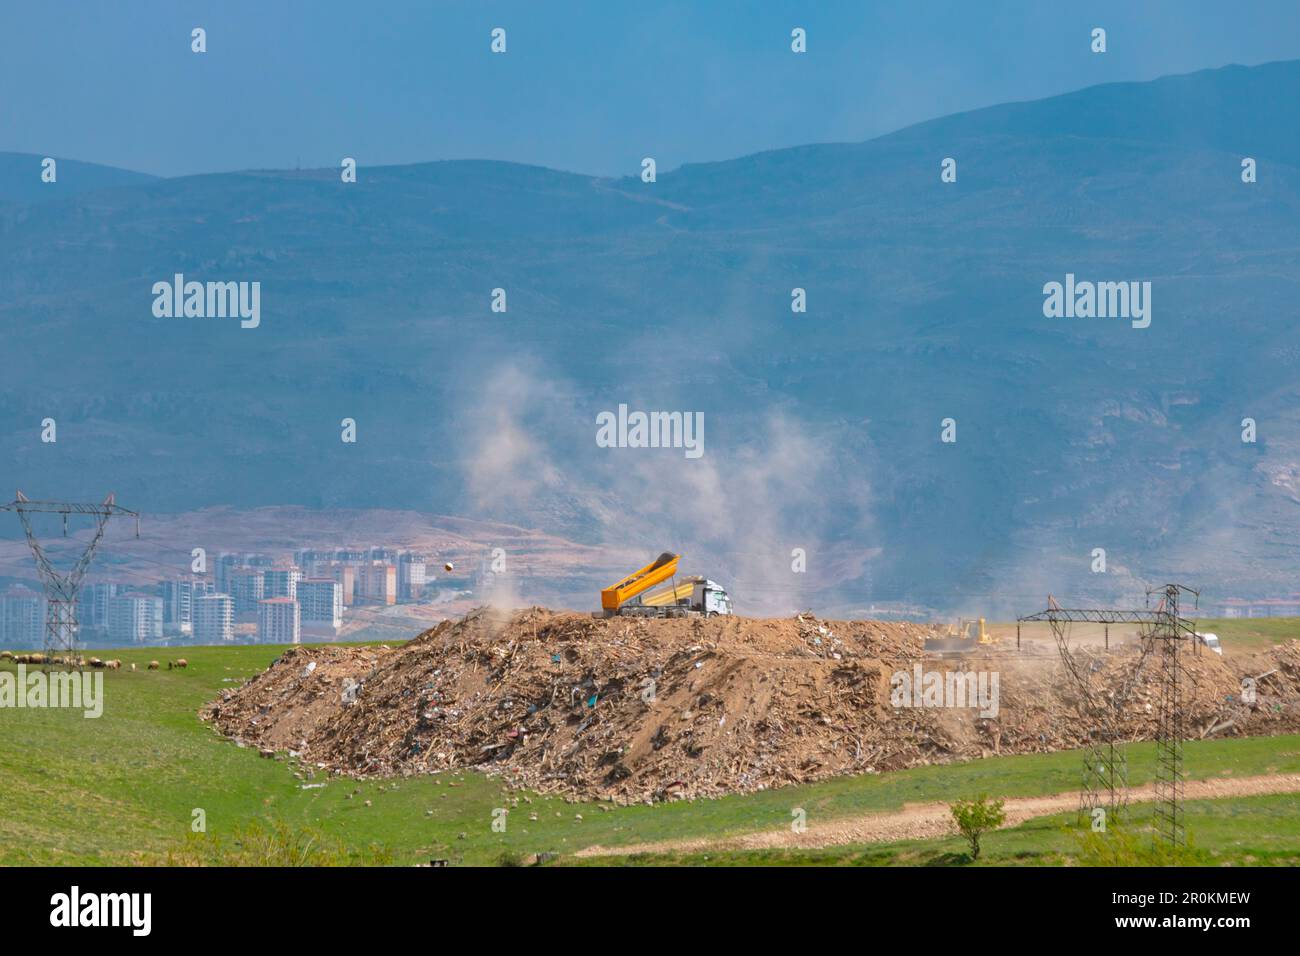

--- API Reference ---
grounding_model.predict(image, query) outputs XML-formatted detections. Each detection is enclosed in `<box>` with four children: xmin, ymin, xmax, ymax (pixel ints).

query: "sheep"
<box><xmin>89</xmin><ymin>657</ymin><xmax>105</xmax><ymax>668</ymax></box>
<box><xmin>148</xmin><ymin>660</ymin><xmax>160</xmax><ymax>671</ymax></box>
<box><xmin>0</xmin><ymin>651</ymin><xmax>13</xmax><ymax>662</ymax></box>
<box><xmin>175</xmin><ymin>658</ymin><xmax>188</xmax><ymax>669</ymax></box>
<box><xmin>105</xmin><ymin>659</ymin><xmax>121</xmax><ymax>670</ymax></box>
<box><xmin>130</xmin><ymin>662</ymin><xmax>137</xmax><ymax>672</ymax></box>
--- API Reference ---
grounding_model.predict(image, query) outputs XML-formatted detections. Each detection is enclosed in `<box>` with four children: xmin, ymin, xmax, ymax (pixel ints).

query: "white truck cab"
<box><xmin>700</xmin><ymin>580</ymin><xmax>733</xmax><ymax>617</ymax></box>
<box><xmin>1195</xmin><ymin>632</ymin><xmax>1223</xmax><ymax>655</ymax></box>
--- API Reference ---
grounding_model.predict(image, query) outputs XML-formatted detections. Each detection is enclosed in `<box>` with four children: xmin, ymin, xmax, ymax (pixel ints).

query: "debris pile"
<box><xmin>202</xmin><ymin>609</ymin><xmax>1300</xmax><ymax>802</ymax></box>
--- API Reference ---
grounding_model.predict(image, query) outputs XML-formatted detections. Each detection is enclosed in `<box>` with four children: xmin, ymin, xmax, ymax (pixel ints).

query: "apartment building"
<box><xmin>357</xmin><ymin>562</ymin><xmax>397</xmax><ymax>605</ymax></box>
<box><xmin>0</xmin><ymin>587</ymin><xmax>45</xmax><ymax>647</ymax></box>
<box><xmin>228</xmin><ymin>568</ymin><xmax>266</xmax><ymax>616</ymax></box>
<box><xmin>108</xmin><ymin>593</ymin><xmax>164</xmax><ymax>644</ymax></box>
<box><xmin>194</xmin><ymin>593</ymin><xmax>235</xmax><ymax>643</ymax></box>
<box><xmin>257</xmin><ymin>597</ymin><xmax>300</xmax><ymax>645</ymax></box>
<box><xmin>162</xmin><ymin>576</ymin><xmax>213</xmax><ymax>631</ymax></box>
<box><xmin>298</xmin><ymin>578</ymin><xmax>343</xmax><ymax>631</ymax></box>
<box><xmin>397</xmin><ymin>552</ymin><xmax>426</xmax><ymax>601</ymax></box>
<box><xmin>327</xmin><ymin>563</ymin><xmax>356</xmax><ymax>607</ymax></box>
<box><xmin>263</xmin><ymin>565</ymin><xmax>301</xmax><ymax>601</ymax></box>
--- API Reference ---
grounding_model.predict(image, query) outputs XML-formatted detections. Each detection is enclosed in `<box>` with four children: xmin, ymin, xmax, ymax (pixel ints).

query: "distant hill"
<box><xmin>3</xmin><ymin>61</ymin><xmax>1300</xmax><ymax>615</ymax></box>
<box><xmin>0</xmin><ymin>153</ymin><xmax>157</xmax><ymax>202</ymax></box>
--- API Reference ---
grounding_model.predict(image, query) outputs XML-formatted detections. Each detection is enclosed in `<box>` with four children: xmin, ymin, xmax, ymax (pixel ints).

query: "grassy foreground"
<box><xmin>1</xmin><ymin>642</ymin><xmax>1298</xmax><ymax>866</ymax></box>
<box><xmin>582</xmin><ymin>794</ymin><xmax>1300</xmax><ymax>867</ymax></box>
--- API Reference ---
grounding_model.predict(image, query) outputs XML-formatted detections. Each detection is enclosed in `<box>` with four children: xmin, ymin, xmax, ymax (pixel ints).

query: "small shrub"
<box><xmin>1070</xmin><ymin>822</ymin><xmax>1207</xmax><ymax>867</ymax></box>
<box><xmin>949</xmin><ymin>794</ymin><xmax>1006</xmax><ymax>861</ymax></box>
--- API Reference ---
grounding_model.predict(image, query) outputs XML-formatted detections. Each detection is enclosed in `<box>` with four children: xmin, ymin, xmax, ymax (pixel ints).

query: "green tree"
<box><xmin>949</xmin><ymin>794</ymin><xmax>1006</xmax><ymax>861</ymax></box>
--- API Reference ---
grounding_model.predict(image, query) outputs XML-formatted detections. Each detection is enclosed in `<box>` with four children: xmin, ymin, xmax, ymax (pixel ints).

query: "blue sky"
<box><xmin>3</xmin><ymin>0</ymin><xmax>1300</xmax><ymax>177</ymax></box>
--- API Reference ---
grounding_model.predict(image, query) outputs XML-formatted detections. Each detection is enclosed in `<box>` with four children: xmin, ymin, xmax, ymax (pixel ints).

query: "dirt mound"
<box><xmin>201</xmin><ymin>609</ymin><xmax>1300</xmax><ymax>802</ymax></box>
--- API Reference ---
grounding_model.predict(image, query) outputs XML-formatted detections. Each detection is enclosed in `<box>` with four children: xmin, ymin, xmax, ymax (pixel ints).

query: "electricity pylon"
<box><xmin>1019</xmin><ymin>586</ymin><xmax>1197</xmax><ymax>849</ymax></box>
<box><xmin>1</xmin><ymin>491</ymin><xmax>139</xmax><ymax>664</ymax></box>
<box><xmin>1017</xmin><ymin>598</ymin><xmax>1156</xmax><ymax>822</ymax></box>
<box><xmin>1147</xmin><ymin>584</ymin><xmax>1198</xmax><ymax>851</ymax></box>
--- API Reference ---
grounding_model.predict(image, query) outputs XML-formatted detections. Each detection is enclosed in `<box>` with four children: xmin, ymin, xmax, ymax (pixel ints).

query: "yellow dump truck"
<box><xmin>599</xmin><ymin>552</ymin><xmax>733</xmax><ymax>618</ymax></box>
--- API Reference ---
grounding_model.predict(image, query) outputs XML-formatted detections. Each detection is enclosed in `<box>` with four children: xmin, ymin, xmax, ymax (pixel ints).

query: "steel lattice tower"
<box><xmin>1020</xmin><ymin>586</ymin><xmax>1197</xmax><ymax>847</ymax></box>
<box><xmin>1148</xmin><ymin>584</ymin><xmax>1198</xmax><ymax>851</ymax></box>
<box><xmin>1</xmin><ymin>491</ymin><xmax>139</xmax><ymax>664</ymax></box>
<box><xmin>1018</xmin><ymin>599</ymin><xmax>1157</xmax><ymax>822</ymax></box>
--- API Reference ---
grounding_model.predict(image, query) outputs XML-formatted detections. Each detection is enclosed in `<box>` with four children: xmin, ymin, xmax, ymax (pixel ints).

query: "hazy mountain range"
<box><xmin>4</xmin><ymin>60</ymin><xmax>1300</xmax><ymax>616</ymax></box>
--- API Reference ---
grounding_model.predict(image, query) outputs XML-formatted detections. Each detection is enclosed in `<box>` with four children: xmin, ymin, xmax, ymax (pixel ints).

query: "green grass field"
<box><xmin>1199</xmin><ymin>616</ymin><xmax>1300</xmax><ymax>652</ymax></box>
<box><xmin>2</xmin><ymin>642</ymin><xmax>1298</xmax><ymax>866</ymax></box>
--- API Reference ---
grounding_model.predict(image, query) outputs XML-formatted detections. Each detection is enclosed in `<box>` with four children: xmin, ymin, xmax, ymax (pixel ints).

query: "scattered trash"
<box><xmin>201</xmin><ymin>607</ymin><xmax>1300</xmax><ymax>803</ymax></box>
<box><xmin>341</xmin><ymin>678</ymin><xmax>360</xmax><ymax>704</ymax></box>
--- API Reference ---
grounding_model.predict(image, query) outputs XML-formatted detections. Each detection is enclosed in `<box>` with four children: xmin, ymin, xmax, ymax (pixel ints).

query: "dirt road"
<box><xmin>573</xmin><ymin>772</ymin><xmax>1300</xmax><ymax>858</ymax></box>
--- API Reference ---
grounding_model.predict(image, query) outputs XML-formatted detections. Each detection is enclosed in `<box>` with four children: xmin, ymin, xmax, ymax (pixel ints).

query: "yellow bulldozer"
<box><xmin>923</xmin><ymin>617</ymin><xmax>994</xmax><ymax>653</ymax></box>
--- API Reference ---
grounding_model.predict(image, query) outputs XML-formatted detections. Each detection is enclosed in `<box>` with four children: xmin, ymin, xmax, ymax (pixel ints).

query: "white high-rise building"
<box><xmin>163</xmin><ymin>576</ymin><xmax>213</xmax><ymax>630</ymax></box>
<box><xmin>398</xmin><ymin>552</ymin><xmax>426</xmax><ymax>601</ymax></box>
<box><xmin>258</xmin><ymin>597</ymin><xmax>300</xmax><ymax>645</ymax></box>
<box><xmin>298</xmin><ymin>578</ymin><xmax>342</xmax><ymax>631</ymax></box>
<box><xmin>263</xmin><ymin>566</ymin><xmax>301</xmax><ymax>600</ymax></box>
<box><xmin>78</xmin><ymin>582</ymin><xmax>123</xmax><ymax>630</ymax></box>
<box><xmin>194</xmin><ymin>593</ymin><xmax>234</xmax><ymax>643</ymax></box>
<box><xmin>108</xmin><ymin>594</ymin><xmax>164</xmax><ymax>644</ymax></box>
<box><xmin>0</xmin><ymin>587</ymin><xmax>45</xmax><ymax>647</ymax></box>
<box><xmin>229</xmin><ymin>568</ymin><xmax>265</xmax><ymax>615</ymax></box>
